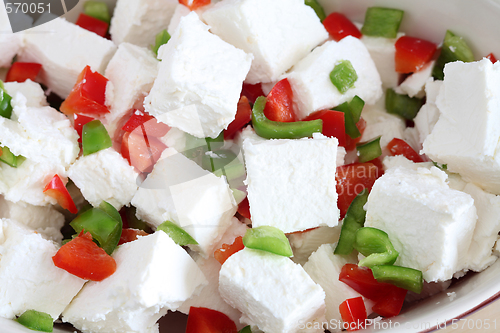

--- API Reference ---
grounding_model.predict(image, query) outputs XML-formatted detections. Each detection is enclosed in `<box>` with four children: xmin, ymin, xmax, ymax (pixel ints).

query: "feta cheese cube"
<box><xmin>203</xmin><ymin>0</ymin><xmax>328</xmax><ymax>84</ymax></box>
<box><xmin>4</xmin><ymin>80</ymin><xmax>48</xmax><ymax>108</ymax></box>
<box><xmin>364</xmin><ymin>165</ymin><xmax>477</xmax><ymax>282</ymax></box>
<box><xmin>219</xmin><ymin>248</ymin><xmax>325</xmax><ymax>333</ymax></box>
<box><xmin>62</xmin><ymin>231</ymin><xmax>207</xmax><ymax>333</ymax></box>
<box><xmin>422</xmin><ymin>59</ymin><xmax>500</xmax><ymax>194</ymax></box>
<box><xmin>110</xmin><ymin>0</ymin><xmax>178</xmax><ymax>48</ymax></box>
<box><xmin>287</xmin><ymin>226</ymin><xmax>341</xmax><ymax>266</ymax></box>
<box><xmin>144</xmin><ymin>12</ymin><xmax>253</xmax><ymax>139</ymax></box>
<box><xmin>0</xmin><ymin>11</ymin><xmax>21</xmax><ymax>68</ymax></box>
<box><xmin>131</xmin><ymin>148</ymin><xmax>237</xmax><ymax>257</ymax></box>
<box><xmin>167</xmin><ymin>3</ymin><xmax>190</xmax><ymax>35</ymax></box>
<box><xmin>18</xmin><ymin>18</ymin><xmax>117</xmax><ymax>98</ymax></box>
<box><xmin>396</xmin><ymin>61</ymin><xmax>434</xmax><ymax>98</ymax></box>
<box><xmin>284</xmin><ymin>37</ymin><xmax>382</xmax><ymax>119</ymax></box>
<box><xmin>0</xmin><ymin>218</ymin><xmax>85</xmax><ymax>320</ymax></box>
<box><xmin>243</xmin><ymin>136</ymin><xmax>340</xmax><ymax>233</ymax></box>
<box><xmin>412</xmin><ymin>79</ymin><xmax>442</xmax><ymax>147</ymax></box>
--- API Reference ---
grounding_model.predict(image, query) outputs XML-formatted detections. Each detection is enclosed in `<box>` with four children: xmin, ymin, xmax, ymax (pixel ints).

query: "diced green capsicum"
<box><xmin>16</xmin><ymin>310</ymin><xmax>53</xmax><ymax>332</ymax></box>
<box><xmin>151</xmin><ymin>29</ymin><xmax>171</xmax><ymax>57</ymax></box>
<box><xmin>385</xmin><ymin>88</ymin><xmax>423</xmax><ymax>120</ymax></box>
<box><xmin>370</xmin><ymin>265</ymin><xmax>423</xmax><ymax>294</ymax></box>
<box><xmin>333</xmin><ymin>95</ymin><xmax>365</xmax><ymax>139</ymax></box>
<box><xmin>356</xmin><ymin>136</ymin><xmax>382</xmax><ymax>163</ymax></box>
<box><xmin>432</xmin><ymin>30</ymin><xmax>474</xmax><ymax>81</ymax></box>
<box><xmin>0</xmin><ymin>85</ymin><xmax>13</xmax><ymax>119</ymax></box>
<box><xmin>334</xmin><ymin>189</ymin><xmax>369</xmax><ymax>255</ymax></box>
<box><xmin>0</xmin><ymin>145</ymin><xmax>24</xmax><ymax>167</ymax></box>
<box><xmin>330</xmin><ymin>60</ymin><xmax>358</xmax><ymax>94</ymax></box>
<box><xmin>243</xmin><ymin>225</ymin><xmax>293</xmax><ymax>257</ymax></box>
<box><xmin>305</xmin><ymin>0</ymin><xmax>326</xmax><ymax>22</ymax></box>
<box><xmin>84</xmin><ymin>1</ymin><xmax>111</xmax><ymax>24</ymax></box>
<box><xmin>156</xmin><ymin>220</ymin><xmax>198</xmax><ymax>246</ymax></box>
<box><xmin>202</xmin><ymin>149</ymin><xmax>245</xmax><ymax>180</ymax></box>
<box><xmin>354</xmin><ymin>227</ymin><xmax>399</xmax><ymax>267</ymax></box>
<box><xmin>239</xmin><ymin>326</ymin><xmax>252</xmax><ymax>333</ymax></box>
<box><xmin>252</xmin><ymin>96</ymin><xmax>322</xmax><ymax>139</ymax></box>
<box><xmin>361</xmin><ymin>7</ymin><xmax>404</xmax><ymax>39</ymax></box>
<box><xmin>82</xmin><ymin>119</ymin><xmax>112</xmax><ymax>156</ymax></box>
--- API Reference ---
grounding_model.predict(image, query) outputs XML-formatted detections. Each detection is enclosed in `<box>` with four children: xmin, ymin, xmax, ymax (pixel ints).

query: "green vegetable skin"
<box><xmin>361</xmin><ymin>7</ymin><xmax>404</xmax><ymax>38</ymax></box>
<box><xmin>82</xmin><ymin>120</ymin><xmax>112</xmax><ymax>156</ymax></box>
<box><xmin>385</xmin><ymin>88</ymin><xmax>423</xmax><ymax>120</ymax></box>
<box><xmin>16</xmin><ymin>310</ymin><xmax>53</xmax><ymax>332</ymax></box>
<box><xmin>0</xmin><ymin>87</ymin><xmax>13</xmax><ymax>119</ymax></box>
<box><xmin>0</xmin><ymin>145</ymin><xmax>24</xmax><ymax>167</ymax></box>
<box><xmin>356</xmin><ymin>136</ymin><xmax>382</xmax><ymax>163</ymax></box>
<box><xmin>156</xmin><ymin>221</ymin><xmax>198</xmax><ymax>246</ymax></box>
<box><xmin>239</xmin><ymin>325</ymin><xmax>252</xmax><ymax>333</ymax></box>
<box><xmin>333</xmin><ymin>95</ymin><xmax>365</xmax><ymax>139</ymax></box>
<box><xmin>151</xmin><ymin>29</ymin><xmax>171</xmax><ymax>57</ymax></box>
<box><xmin>432</xmin><ymin>30</ymin><xmax>474</xmax><ymax>80</ymax></box>
<box><xmin>330</xmin><ymin>60</ymin><xmax>358</xmax><ymax>94</ymax></box>
<box><xmin>304</xmin><ymin>0</ymin><xmax>326</xmax><ymax>21</ymax></box>
<box><xmin>243</xmin><ymin>226</ymin><xmax>293</xmax><ymax>257</ymax></box>
<box><xmin>252</xmin><ymin>96</ymin><xmax>322</xmax><ymax>139</ymax></box>
<box><xmin>354</xmin><ymin>227</ymin><xmax>399</xmax><ymax>267</ymax></box>
<box><xmin>83</xmin><ymin>1</ymin><xmax>111</xmax><ymax>24</ymax></box>
<box><xmin>371</xmin><ymin>265</ymin><xmax>424</xmax><ymax>294</ymax></box>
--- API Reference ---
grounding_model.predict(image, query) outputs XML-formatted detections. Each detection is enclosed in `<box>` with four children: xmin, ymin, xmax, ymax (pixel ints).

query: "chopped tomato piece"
<box><xmin>76</xmin><ymin>13</ymin><xmax>109</xmax><ymax>37</ymax></box>
<box><xmin>118</xmin><ymin>228</ymin><xmax>148</xmax><ymax>245</ymax></box>
<box><xmin>214</xmin><ymin>236</ymin><xmax>245</xmax><ymax>265</ymax></box>
<box><xmin>237</xmin><ymin>197</ymin><xmax>251</xmax><ymax>220</ymax></box>
<box><xmin>323</xmin><ymin>12</ymin><xmax>362</xmax><ymax>41</ymax></box>
<box><xmin>121</xmin><ymin>130</ymin><xmax>167</xmax><ymax>173</ymax></box>
<box><xmin>241</xmin><ymin>82</ymin><xmax>265</xmax><ymax>104</ymax></box>
<box><xmin>5</xmin><ymin>62</ymin><xmax>42</xmax><ymax>83</ymax></box>
<box><xmin>303</xmin><ymin>110</ymin><xmax>346</xmax><ymax>146</ymax></box>
<box><xmin>486</xmin><ymin>53</ymin><xmax>498</xmax><ymax>63</ymax></box>
<box><xmin>60</xmin><ymin>65</ymin><xmax>109</xmax><ymax>116</ymax></box>
<box><xmin>263</xmin><ymin>78</ymin><xmax>296</xmax><ymax>122</ymax></box>
<box><xmin>395</xmin><ymin>36</ymin><xmax>437</xmax><ymax>73</ymax></box>
<box><xmin>43</xmin><ymin>175</ymin><xmax>78</xmax><ymax>214</ymax></box>
<box><xmin>336</xmin><ymin>163</ymin><xmax>379</xmax><ymax>218</ymax></box>
<box><xmin>74</xmin><ymin>113</ymin><xmax>95</xmax><ymax>143</ymax></box>
<box><xmin>185</xmin><ymin>307</ymin><xmax>237</xmax><ymax>333</ymax></box>
<box><xmin>339</xmin><ymin>297</ymin><xmax>366</xmax><ymax>331</ymax></box>
<box><xmin>122</xmin><ymin>111</ymin><xmax>170</xmax><ymax>138</ymax></box>
<box><xmin>224</xmin><ymin>96</ymin><xmax>252</xmax><ymax>140</ymax></box>
<box><xmin>53</xmin><ymin>231</ymin><xmax>116</xmax><ymax>281</ymax></box>
<box><xmin>387</xmin><ymin>138</ymin><xmax>424</xmax><ymax>163</ymax></box>
<box><xmin>179</xmin><ymin>0</ymin><xmax>210</xmax><ymax>11</ymax></box>
<box><xmin>344</xmin><ymin>118</ymin><xmax>366</xmax><ymax>151</ymax></box>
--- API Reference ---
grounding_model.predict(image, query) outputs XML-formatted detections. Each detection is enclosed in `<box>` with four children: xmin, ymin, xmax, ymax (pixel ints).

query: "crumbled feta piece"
<box><xmin>219</xmin><ymin>248</ymin><xmax>326</xmax><ymax>333</ymax></box>
<box><xmin>144</xmin><ymin>12</ymin><xmax>252</xmax><ymax>139</ymax></box>
<box><xmin>19</xmin><ymin>18</ymin><xmax>117</xmax><ymax>98</ymax></box>
<box><xmin>396</xmin><ymin>61</ymin><xmax>434</xmax><ymax>98</ymax></box>
<box><xmin>413</xmin><ymin>79</ymin><xmax>442</xmax><ymax>146</ymax></box>
<box><xmin>0</xmin><ymin>13</ymin><xmax>21</xmax><ymax>67</ymax></box>
<box><xmin>422</xmin><ymin>59</ymin><xmax>500</xmax><ymax>194</ymax></box>
<box><xmin>364</xmin><ymin>165</ymin><xmax>477</xmax><ymax>282</ymax></box>
<box><xmin>68</xmin><ymin>148</ymin><xmax>139</xmax><ymax>210</ymax></box>
<box><xmin>243</xmin><ymin>137</ymin><xmax>340</xmax><ymax>233</ymax></box>
<box><xmin>62</xmin><ymin>232</ymin><xmax>207</xmax><ymax>333</ymax></box>
<box><xmin>284</xmin><ymin>37</ymin><xmax>382</xmax><ymax>119</ymax></box>
<box><xmin>203</xmin><ymin>0</ymin><xmax>328</xmax><ymax>84</ymax></box>
<box><xmin>3</xmin><ymin>80</ymin><xmax>48</xmax><ymax>108</ymax></box>
<box><xmin>167</xmin><ymin>3</ymin><xmax>190</xmax><ymax>35</ymax></box>
<box><xmin>287</xmin><ymin>226</ymin><xmax>342</xmax><ymax>266</ymax></box>
<box><xmin>214</xmin><ymin>217</ymin><xmax>248</xmax><ymax>251</ymax></box>
<box><xmin>0</xmin><ymin>218</ymin><xmax>85</xmax><ymax>320</ymax></box>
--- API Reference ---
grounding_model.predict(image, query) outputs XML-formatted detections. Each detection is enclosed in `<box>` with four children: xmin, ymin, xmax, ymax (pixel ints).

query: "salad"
<box><xmin>0</xmin><ymin>0</ymin><xmax>500</xmax><ymax>332</ymax></box>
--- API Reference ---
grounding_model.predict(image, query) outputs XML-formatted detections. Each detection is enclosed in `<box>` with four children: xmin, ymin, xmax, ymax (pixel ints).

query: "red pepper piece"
<box><xmin>74</xmin><ymin>113</ymin><xmax>95</xmax><ymax>144</ymax></box>
<box><xmin>186</xmin><ymin>307</ymin><xmax>237</xmax><ymax>333</ymax></box>
<box><xmin>5</xmin><ymin>62</ymin><xmax>42</xmax><ymax>83</ymax></box>
<box><xmin>121</xmin><ymin>131</ymin><xmax>167</xmax><ymax>173</ymax></box>
<box><xmin>395</xmin><ymin>36</ymin><xmax>437</xmax><ymax>73</ymax></box>
<box><xmin>122</xmin><ymin>111</ymin><xmax>170</xmax><ymax>138</ymax></box>
<box><xmin>43</xmin><ymin>175</ymin><xmax>78</xmax><ymax>214</ymax></box>
<box><xmin>486</xmin><ymin>53</ymin><xmax>498</xmax><ymax>63</ymax></box>
<box><xmin>323</xmin><ymin>12</ymin><xmax>362</xmax><ymax>42</ymax></box>
<box><xmin>76</xmin><ymin>13</ymin><xmax>109</xmax><ymax>37</ymax></box>
<box><xmin>224</xmin><ymin>96</ymin><xmax>252</xmax><ymax>140</ymax></box>
<box><xmin>118</xmin><ymin>228</ymin><xmax>149</xmax><ymax>245</ymax></box>
<box><xmin>387</xmin><ymin>138</ymin><xmax>423</xmax><ymax>163</ymax></box>
<box><xmin>339</xmin><ymin>297</ymin><xmax>367</xmax><ymax>331</ymax></box>
<box><xmin>263</xmin><ymin>78</ymin><xmax>296</xmax><ymax>122</ymax></box>
<box><xmin>214</xmin><ymin>236</ymin><xmax>245</xmax><ymax>265</ymax></box>
<box><xmin>237</xmin><ymin>197</ymin><xmax>251</xmax><ymax>220</ymax></box>
<box><xmin>241</xmin><ymin>82</ymin><xmax>265</xmax><ymax>104</ymax></box>
<box><xmin>303</xmin><ymin>109</ymin><xmax>346</xmax><ymax>147</ymax></box>
<box><xmin>179</xmin><ymin>0</ymin><xmax>210</xmax><ymax>11</ymax></box>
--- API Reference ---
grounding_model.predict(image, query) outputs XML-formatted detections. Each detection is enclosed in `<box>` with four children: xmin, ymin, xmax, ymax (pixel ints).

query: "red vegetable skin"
<box><xmin>303</xmin><ymin>109</ymin><xmax>346</xmax><ymax>146</ymax></box>
<box><xmin>121</xmin><ymin>111</ymin><xmax>170</xmax><ymax>138</ymax></box>
<box><xmin>118</xmin><ymin>228</ymin><xmax>148</xmax><ymax>245</ymax></box>
<box><xmin>214</xmin><ymin>236</ymin><xmax>245</xmax><ymax>265</ymax></box>
<box><xmin>241</xmin><ymin>82</ymin><xmax>265</xmax><ymax>104</ymax></box>
<box><xmin>43</xmin><ymin>175</ymin><xmax>78</xmax><ymax>214</ymax></box>
<box><xmin>179</xmin><ymin>0</ymin><xmax>210</xmax><ymax>11</ymax></box>
<box><xmin>323</xmin><ymin>12</ymin><xmax>362</xmax><ymax>42</ymax></box>
<box><xmin>486</xmin><ymin>53</ymin><xmax>498</xmax><ymax>63</ymax></box>
<box><xmin>60</xmin><ymin>65</ymin><xmax>109</xmax><ymax>116</ymax></box>
<box><xmin>75</xmin><ymin>13</ymin><xmax>109</xmax><ymax>37</ymax></box>
<box><xmin>263</xmin><ymin>78</ymin><xmax>296</xmax><ymax>122</ymax></box>
<box><xmin>339</xmin><ymin>297</ymin><xmax>367</xmax><ymax>331</ymax></box>
<box><xmin>344</xmin><ymin>118</ymin><xmax>366</xmax><ymax>151</ymax></box>
<box><xmin>5</xmin><ymin>62</ymin><xmax>42</xmax><ymax>83</ymax></box>
<box><xmin>387</xmin><ymin>138</ymin><xmax>424</xmax><ymax>163</ymax></box>
<box><xmin>395</xmin><ymin>36</ymin><xmax>437</xmax><ymax>73</ymax></box>
<box><xmin>237</xmin><ymin>197</ymin><xmax>251</xmax><ymax>219</ymax></box>
<box><xmin>371</xmin><ymin>286</ymin><xmax>407</xmax><ymax>317</ymax></box>
<box><xmin>224</xmin><ymin>96</ymin><xmax>252</xmax><ymax>140</ymax></box>
<box><xmin>74</xmin><ymin>113</ymin><xmax>95</xmax><ymax>143</ymax></box>
<box><xmin>121</xmin><ymin>131</ymin><xmax>167</xmax><ymax>173</ymax></box>
<box><xmin>53</xmin><ymin>231</ymin><xmax>117</xmax><ymax>281</ymax></box>
<box><xmin>185</xmin><ymin>307</ymin><xmax>238</xmax><ymax>333</ymax></box>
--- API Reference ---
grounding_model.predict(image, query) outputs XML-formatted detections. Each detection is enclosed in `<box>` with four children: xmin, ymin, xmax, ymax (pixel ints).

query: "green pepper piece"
<box><xmin>330</xmin><ymin>60</ymin><xmax>358</xmax><ymax>94</ymax></box>
<box><xmin>432</xmin><ymin>30</ymin><xmax>474</xmax><ymax>81</ymax></box>
<box><xmin>122</xmin><ymin>206</ymin><xmax>153</xmax><ymax>232</ymax></box>
<box><xmin>16</xmin><ymin>310</ymin><xmax>53</xmax><ymax>332</ymax></box>
<box><xmin>354</xmin><ymin>227</ymin><xmax>399</xmax><ymax>267</ymax></box>
<box><xmin>333</xmin><ymin>95</ymin><xmax>365</xmax><ymax>139</ymax></box>
<box><xmin>239</xmin><ymin>326</ymin><xmax>252</xmax><ymax>333</ymax></box>
<box><xmin>82</xmin><ymin>120</ymin><xmax>112</xmax><ymax>156</ymax></box>
<box><xmin>304</xmin><ymin>0</ymin><xmax>326</xmax><ymax>22</ymax></box>
<box><xmin>252</xmin><ymin>96</ymin><xmax>322</xmax><ymax>139</ymax></box>
<box><xmin>334</xmin><ymin>189</ymin><xmax>369</xmax><ymax>255</ymax></box>
<box><xmin>157</xmin><ymin>220</ymin><xmax>198</xmax><ymax>246</ymax></box>
<box><xmin>361</xmin><ymin>7</ymin><xmax>404</xmax><ymax>39</ymax></box>
<box><xmin>202</xmin><ymin>150</ymin><xmax>245</xmax><ymax>179</ymax></box>
<box><xmin>0</xmin><ymin>145</ymin><xmax>23</xmax><ymax>167</ymax></box>
<box><xmin>243</xmin><ymin>225</ymin><xmax>293</xmax><ymax>257</ymax></box>
<box><xmin>0</xmin><ymin>87</ymin><xmax>13</xmax><ymax>119</ymax></box>
<box><xmin>84</xmin><ymin>1</ymin><xmax>111</xmax><ymax>24</ymax></box>
<box><xmin>370</xmin><ymin>265</ymin><xmax>423</xmax><ymax>294</ymax></box>
<box><xmin>356</xmin><ymin>136</ymin><xmax>382</xmax><ymax>163</ymax></box>
<box><xmin>151</xmin><ymin>29</ymin><xmax>171</xmax><ymax>57</ymax></box>
<box><xmin>385</xmin><ymin>88</ymin><xmax>423</xmax><ymax>120</ymax></box>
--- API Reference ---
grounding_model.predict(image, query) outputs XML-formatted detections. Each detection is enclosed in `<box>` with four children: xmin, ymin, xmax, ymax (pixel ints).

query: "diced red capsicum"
<box><xmin>323</xmin><ymin>12</ymin><xmax>362</xmax><ymax>42</ymax></box>
<box><xmin>121</xmin><ymin>131</ymin><xmax>167</xmax><ymax>173</ymax></box>
<box><xmin>43</xmin><ymin>174</ymin><xmax>78</xmax><ymax>214</ymax></box>
<box><xmin>60</xmin><ymin>65</ymin><xmax>110</xmax><ymax>116</ymax></box>
<box><xmin>76</xmin><ymin>13</ymin><xmax>109</xmax><ymax>37</ymax></box>
<box><xmin>303</xmin><ymin>109</ymin><xmax>346</xmax><ymax>147</ymax></box>
<box><xmin>121</xmin><ymin>111</ymin><xmax>170</xmax><ymax>138</ymax></box>
<box><xmin>53</xmin><ymin>231</ymin><xmax>117</xmax><ymax>281</ymax></box>
<box><xmin>241</xmin><ymin>82</ymin><xmax>265</xmax><ymax>104</ymax></box>
<box><xmin>395</xmin><ymin>36</ymin><xmax>437</xmax><ymax>73</ymax></box>
<box><xmin>74</xmin><ymin>113</ymin><xmax>95</xmax><ymax>144</ymax></box>
<box><xmin>237</xmin><ymin>197</ymin><xmax>251</xmax><ymax>219</ymax></box>
<box><xmin>214</xmin><ymin>236</ymin><xmax>245</xmax><ymax>265</ymax></box>
<box><xmin>118</xmin><ymin>228</ymin><xmax>149</xmax><ymax>245</ymax></box>
<box><xmin>387</xmin><ymin>138</ymin><xmax>424</xmax><ymax>163</ymax></box>
<box><xmin>339</xmin><ymin>297</ymin><xmax>367</xmax><ymax>331</ymax></box>
<box><xmin>263</xmin><ymin>78</ymin><xmax>296</xmax><ymax>122</ymax></box>
<box><xmin>224</xmin><ymin>96</ymin><xmax>252</xmax><ymax>140</ymax></box>
<box><xmin>5</xmin><ymin>62</ymin><xmax>42</xmax><ymax>83</ymax></box>
<box><xmin>486</xmin><ymin>53</ymin><xmax>498</xmax><ymax>63</ymax></box>
<box><xmin>179</xmin><ymin>0</ymin><xmax>210</xmax><ymax>11</ymax></box>
<box><xmin>185</xmin><ymin>307</ymin><xmax>238</xmax><ymax>333</ymax></box>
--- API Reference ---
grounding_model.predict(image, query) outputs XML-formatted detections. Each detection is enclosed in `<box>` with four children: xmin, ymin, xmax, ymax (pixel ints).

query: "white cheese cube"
<box><xmin>144</xmin><ymin>12</ymin><xmax>252</xmax><ymax>139</ymax></box>
<box><xmin>167</xmin><ymin>3</ymin><xmax>190</xmax><ymax>35</ymax></box>
<box><xmin>243</xmin><ymin>137</ymin><xmax>340</xmax><ymax>233</ymax></box>
<box><xmin>104</xmin><ymin>43</ymin><xmax>159</xmax><ymax>138</ymax></box>
<box><xmin>203</xmin><ymin>0</ymin><xmax>328</xmax><ymax>84</ymax></box>
<box><xmin>422</xmin><ymin>59</ymin><xmax>500</xmax><ymax>194</ymax></box>
<box><xmin>396</xmin><ymin>61</ymin><xmax>434</xmax><ymax>98</ymax></box>
<box><xmin>62</xmin><ymin>232</ymin><xmax>207</xmax><ymax>333</ymax></box>
<box><xmin>412</xmin><ymin>79</ymin><xmax>442</xmax><ymax>147</ymax></box>
<box><xmin>131</xmin><ymin>148</ymin><xmax>237</xmax><ymax>257</ymax></box>
<box><xmin>287</xmin><ymin>226</ymin><xmax>341</xmax><ymax>266</ymax></box>
<box><xmin>0</xmin><ymin>218</ymin><xmax>85</xmax><ymax>320</ymax></box>
<box><xmin>219</xmin><ymin>248</ymin><xmax>325</xmax><ymax>333</ymax></box>
<box><xmin>18</xmin><ymin>18</ymin><xmax>117</xmax><ymax>98</ymax></box>
<box><xmin>110</xmin><ymin>0</ymin><xmax>178</xmax><ymax>48</ymax></box>
<box><xmin>0</xmin><ymin>10</ymin><xmax>21</xmax><ymax>68</ymax></box>
<box><xmin>3</xmin><ymin>80</ymin><xmax>48</xmax><ymax>108</ymax></box>
<box><xmin>364</xmin><ymin>165</ymin><xmax>477</xmax><ymax>282</ymax></box>
<box><xmin>284</xmin><ymin>37</ymin><xmax>382</xmax><ymax>119</ymax></box>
